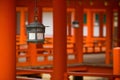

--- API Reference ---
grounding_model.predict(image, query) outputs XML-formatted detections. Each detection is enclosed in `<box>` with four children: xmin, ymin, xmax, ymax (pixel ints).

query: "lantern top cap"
<box><xmin>27</xmin><ymin>21</ymin><xmax>45</xmax><ymax>28</ymax></box>
<box><xmin>72</xmin><ymin>20</ymin><xmax>79</xmax><ymax>24</ymax></box>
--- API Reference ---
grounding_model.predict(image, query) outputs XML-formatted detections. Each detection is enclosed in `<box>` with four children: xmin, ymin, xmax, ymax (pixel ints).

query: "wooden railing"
<box><xmin>16</xmin><ymin>47</ymin><xmax>120</xmax><ymax>80</ymax></box>
<box><xmin>16</xmin><ymin>36</ymin><xmax>107</xmax><ymax>67</ymax></box>
<box><xmin>16</xmin><ymin>47</ymin><xmax>77</xmax><ymax>67</ymax></box>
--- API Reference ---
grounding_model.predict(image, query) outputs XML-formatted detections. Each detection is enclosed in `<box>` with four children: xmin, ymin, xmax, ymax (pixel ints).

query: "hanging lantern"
<box><xmin>26</xmin><ymin>17</ymin><xmax>45</xmax><ymax>43</ymax></box>
<box><xmin>26</xmin><ymin>0</ymin><xmax>46</xmax><ymax>43</ymax></box>
<box><xmin>72</xmin><ymin>20</ymin><xmax>79</xmax><ymax>28</ymax></box>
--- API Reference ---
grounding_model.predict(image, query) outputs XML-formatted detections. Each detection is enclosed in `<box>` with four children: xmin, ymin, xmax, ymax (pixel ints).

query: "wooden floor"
<box><xmin>16</xmin><ymin>53</ymin><xmax>113</xmax><ymax>80</ymax></box>
<box><xmin>17</xmin><ymin>53</ymin><xmax>113</xmax><ymax>69</ymax></box>
<box><xmin>68</xmin><ymin>53</ymin><xmax>112</xmax><ymax>68</ymax></box>
<box><xmin>83</xmin><ymin>53</ymin><xmax>106</xmax><ymax>64</ymax></box>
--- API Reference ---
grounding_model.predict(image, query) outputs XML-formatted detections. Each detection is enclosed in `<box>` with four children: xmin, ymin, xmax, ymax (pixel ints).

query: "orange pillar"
<box><xmin>28</xmin><ymin>3</ymin><xmax>37</xmax><ymax>66</ymax></box>
<box><xmin>87</xmin><ymin>11</ymin><xmax>93</xmax><ymax>43</ymax></box>
<box><xmin>38</xmin><ymin>6</ymin><xmax>42</xmax><ymax>23</ymax></box>
<box><xmin>74</xmin><ymin>1</ymin><xmax>84</xmax><ymax>63</ymax></box>
<box><xmin>52</xmin><ymin>0</ymin><xmax>67</xmax><ymax>80</ymax></box>
<box><xmin>28</xmin><ymin>2</ymin><xmax>34</xmax><ymax>23</ymax></box>
<box><xmin>106</xmin><ymin>6</ymin><xmax>113</xmax><ymax>64</ymax></box>
<box><xmin>113</xmin><ymin>48</ymin><xmax>120</xmax><ymax>80</ymax></box>
<box><xmin>67</xmin><ymin>12</ymin><xmax>72</xmax><ymax>36</ymax></box>
<box><xmin>28</xmin><ymin>43</ymin><xmax>37</xmax><ymax>66</ymax></box>
<box><xmin>36</xmin><ymin>6</ymin><xmax>43</xmax><ymax>48</ymax></box>
<box><xmin>99</xmin><ymin>12</ymin><xmax>103</xmax><ymax>37</ymax></box>
<box><xmin>0</xmin><ymin>0</ymin><xmax>16</xmax><ymax>80</ymax></box>
<box><xmin>118</xmin><ymin>7</ymin><xmax>120</xmax><ymax>46</ymax></box>
<box><xmin>20</xmin><ymin>9</ymin><xmax>26</xmax><ymax>44</ymax></box>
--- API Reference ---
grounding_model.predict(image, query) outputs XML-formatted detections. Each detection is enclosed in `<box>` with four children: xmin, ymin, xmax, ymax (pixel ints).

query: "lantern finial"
<box><xmin>34</xmin><ymin>0</ymin><xmax>38</xmax><ymax>21</ymax></box>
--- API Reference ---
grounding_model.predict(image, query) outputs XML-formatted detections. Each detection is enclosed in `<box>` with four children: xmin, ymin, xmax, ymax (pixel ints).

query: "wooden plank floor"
<box><xmin>68</xmin><ymin>53</ymin><xmax>112</xmax><ymax>68</ymax></box>
<box><xmin>17</xmin><ymin>53</ymin><xmax>113</xmax><ymax>69</ymax></box>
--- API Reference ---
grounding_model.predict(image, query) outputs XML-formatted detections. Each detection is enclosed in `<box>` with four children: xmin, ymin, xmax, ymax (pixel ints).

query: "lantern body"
<box><xmin>72</xmin><ymin>20</ymin><xmax>79</xmax><ymax>28</ymax></box>
<box><xmin>26</xmin><ymin>21</ymin><xmax>45</xmax><ymax>43</ymax></box>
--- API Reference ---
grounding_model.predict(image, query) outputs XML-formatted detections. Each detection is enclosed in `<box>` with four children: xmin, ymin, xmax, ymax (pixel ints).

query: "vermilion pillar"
<box><xmin>20</xmin><ymin>9</ymin><xmax>26</xmax><ymax>44</ymax></box>
<box><xmin>74</xmin><ymin>1</ymin><xmax>84</xmax><ymax>63</ymax></box>
<box><xmin>106</xmin><ymin>6</ymin><xmax>113</xmax><ymax>64</ymax></box>
<box><xmin>99</xmin><ymin>12</ymin><xmax>103</xmax><ymax>37</ymax></box>
<box><xmin>0</xmin><ymin>0</ymin><xmax>16</xmax><ymax>80</ymax></box>
<box><xmin>52</xmin><ymin>0</ymin><xmax>67</xmax><ymax>80</ymax></box>
<box><xmin>67</xmin><ymin>12</ymin><xmax>72</xmax><ymax>36</ymax></box>
<box><xmin>118</xmin><ymin>6</ymin><xmax>120</xmax><ymax>47</ymax></box>
<box><xmin>28</xmin><ymin>2</ymin><xmax>34</xmax><ymax>23</ymax></box>
<box><xmin>113</xmin><ymin>48</ymin><xmax>120</xmax><ymax>80</ymax></box>
<box><xmin>28</xmin><ymin>43</ymin><xmax>37</xmax><ymax>66</ymax></box>
<box><xmin>38</xmin><ymin>6</ymin><xmax>42</xmax><ymax>23</ymax></box>
<box><xmin>37</xmin><ymin>6</ymin><xmax>43</xmax><ymax>49</ymax></box>
<box><xmin>28</xmin><ymin>2</ymin><xmax>36</xmax><ymax>66</ymax></box>
<box><xmin>87</xmin><ymin>10</ymin><xmax>93</xmax><ymax>43</ymax></box>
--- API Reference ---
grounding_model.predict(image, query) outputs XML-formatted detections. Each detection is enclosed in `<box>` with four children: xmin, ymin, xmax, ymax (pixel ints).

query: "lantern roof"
<box><xmin>27</xmin><ymin>20</ymin><xmax>45</xmax><ymax>28</ymax></box>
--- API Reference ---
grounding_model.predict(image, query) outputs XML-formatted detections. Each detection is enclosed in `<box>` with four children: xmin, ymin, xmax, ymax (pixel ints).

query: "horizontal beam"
<box><xmin>16</xmin><ymin>69</ymin><xmax>52</xmax><ymax>75</ymax></box>
<box><xmin>16</xmin><ymin>77</ymin><xmax>42</xmax><ymax>80</ymax></box>
<box><xmin>16</xmin><ymin>0</ymin><xmax>119</xmax><ymax>9</ymax></box>
<box><xmin>16</xmin><ymin>65</ymin><xmax>113</xmax><ymax>75</ymax></box>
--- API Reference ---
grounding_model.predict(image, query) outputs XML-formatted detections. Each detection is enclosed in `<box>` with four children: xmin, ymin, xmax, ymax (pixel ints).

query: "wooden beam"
<box><xmin>16</xmin><ymin>0</ymin><xmax>119</xmax><ymax>10</ymax></box>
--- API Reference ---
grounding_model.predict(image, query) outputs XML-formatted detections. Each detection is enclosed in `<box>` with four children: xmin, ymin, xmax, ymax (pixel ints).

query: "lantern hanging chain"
<box><xmin>34</xmin><ymin>0</ymin><xmax>38</xmax><ymax>21</ymax></box>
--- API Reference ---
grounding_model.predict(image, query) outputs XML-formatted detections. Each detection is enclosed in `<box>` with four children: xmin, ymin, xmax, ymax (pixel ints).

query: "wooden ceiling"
<box><xmin>16</xmin><ymin>0</ymin><xmax>120</xmax><ymax>9</ymax></box>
